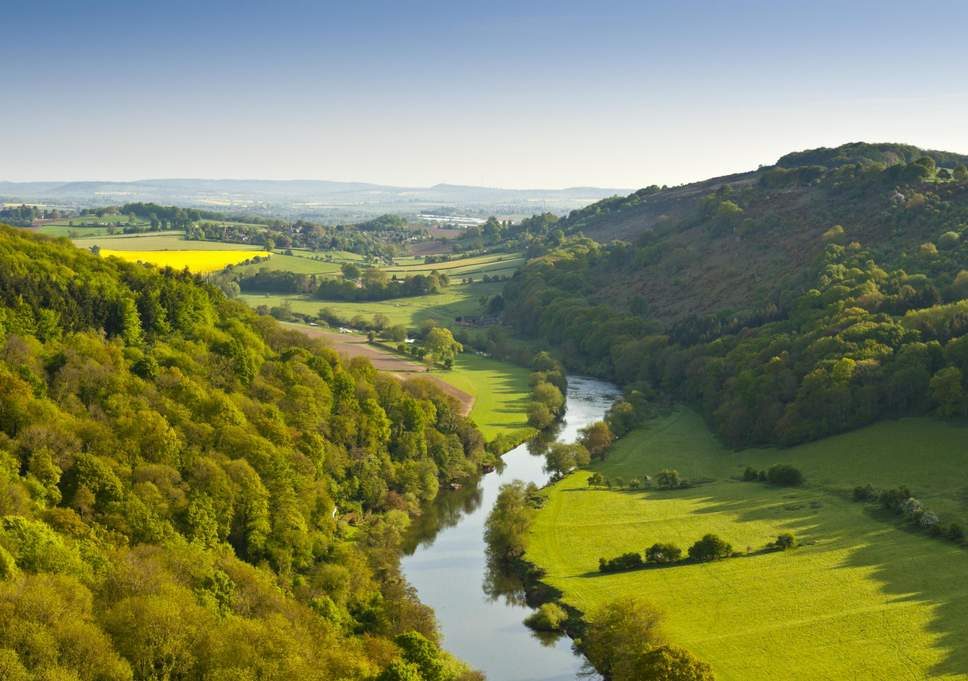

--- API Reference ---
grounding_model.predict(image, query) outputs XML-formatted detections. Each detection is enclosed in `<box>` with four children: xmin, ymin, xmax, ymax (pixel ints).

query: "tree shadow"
<box><xmin>582</xmin><ymin>479</ymin><xmax>968</xmax><ymax>677</ymax></box>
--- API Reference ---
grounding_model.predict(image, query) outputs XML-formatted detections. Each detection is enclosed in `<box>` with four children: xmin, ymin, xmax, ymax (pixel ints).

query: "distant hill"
<box><xmin>0</xmin><ymin>178</ymin><xmax>626</xmax><ymax>222</ymax></box>
<box><xmin>550</xmin><ymin>142</ymin><xmax>968</xmax><ymax>323</ymax></box>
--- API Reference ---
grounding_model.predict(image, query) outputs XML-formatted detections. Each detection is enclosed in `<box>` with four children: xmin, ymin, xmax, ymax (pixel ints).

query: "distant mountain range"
<box><xmin>0</xmin><ymin>178</ymin><xmax>628</xmax><ymax>221</ymax></box>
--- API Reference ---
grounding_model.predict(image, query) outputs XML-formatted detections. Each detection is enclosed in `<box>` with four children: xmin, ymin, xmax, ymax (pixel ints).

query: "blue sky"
<box><xmin>3</xmin><ymin>0</ymin><xmax>967</xmax><ymax>187</ymax></box>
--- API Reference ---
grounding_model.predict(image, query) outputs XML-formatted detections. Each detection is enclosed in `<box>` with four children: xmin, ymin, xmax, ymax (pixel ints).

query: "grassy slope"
<box><xmin>434</xmin><ymin>353</ymin><xmax>534</xmax><ymax>442</ymax></box>
<box><xmin>528</xmin><ymin>410</ymin><xmax>968</xmax><ymax>680</ymax></box>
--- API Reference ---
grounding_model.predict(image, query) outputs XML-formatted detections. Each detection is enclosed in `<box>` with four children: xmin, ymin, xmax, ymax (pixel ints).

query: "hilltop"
<box><xmin>545</xmin><ymin>142</ymin><xmax>968</xmax><ymax>324</ymax></box>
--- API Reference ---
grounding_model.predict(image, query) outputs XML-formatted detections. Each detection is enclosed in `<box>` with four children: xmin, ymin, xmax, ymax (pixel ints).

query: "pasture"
<box><xmin>240</xmin><ymin>280</ymin><xmax>504</xmax><ymax>328</ymax></box>
<box><xmin>527</xmin><ymin>410</ymin><xmax>968</xmax><ymax>680</ymax></box>
<box><xmin>75</xmin><ymin>233</ymin><xmax>262</xmax><ymax>251</ymax></box>
<box><xmin>100</xmin><ymin>249</ymin><xmax>267</xmax><ymax>273</ymax></box>
<box><xmin>436</xmin><ymin>353</ymin><xmax>534</xmax><ymax>442</ymax></box>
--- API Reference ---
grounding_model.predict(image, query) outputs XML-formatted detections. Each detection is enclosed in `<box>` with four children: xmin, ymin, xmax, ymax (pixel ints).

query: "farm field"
<box><xmin>74</xmin><ymin>233</ymin><xmax>262</xmax><ymax>251</ymax></box>
<box><xmin>100</xmin><ymin>249</ymin><xmax>266</xmax><ymax>273</ymax></box>
<box><xmin>435</xmin><ymin>353</ymin><xmax>534</xmax><ymax>442</ymax></box>
<box><xmin>527</xmin><ymin>410</ymin><xmax>968</xmax><ymax>681</ymax></box>
<box><xmin>37</xmin><ymin>225</ymin><xmax>115</xmax><ymax>237</ymax></box>
<box><xmin>240</xmin><ymin>280</ymin><xmax>503</xmax><ymax>328</ymax></box>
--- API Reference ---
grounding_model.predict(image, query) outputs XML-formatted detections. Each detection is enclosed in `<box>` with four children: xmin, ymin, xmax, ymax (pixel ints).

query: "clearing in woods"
<box><xmin>527</xmin><ymin>409</ymin><xmax>968</xmax><ymax>681</ymax></box>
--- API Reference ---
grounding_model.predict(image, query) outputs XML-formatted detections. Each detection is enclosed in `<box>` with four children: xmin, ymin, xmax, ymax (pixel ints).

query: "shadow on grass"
<box><xmin>576</xmin><ymin>479</ymin><xmax>968</xmax><ymax>677</ymax></box>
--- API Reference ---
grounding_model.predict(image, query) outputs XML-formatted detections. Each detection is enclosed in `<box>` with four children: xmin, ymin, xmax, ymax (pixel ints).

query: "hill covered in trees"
<box><xmin>500</xmin><ymin>142</ymin><xmax>968</xmax><ymax>447</ymax></box>
<box><xmin>0</xmin><ymin>227</ymin><xmax>485</xmax><ymax>679</ymax></box>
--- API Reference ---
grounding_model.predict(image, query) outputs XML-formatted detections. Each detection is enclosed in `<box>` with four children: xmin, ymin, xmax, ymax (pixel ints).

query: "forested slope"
<box><xmin>502</xmin><ymin>143</ymin><xmax>968</xmax><ymax>447</ymax></box>
<box><xmin>0</xmin><ymin>227</ymin><xmax>484</xmax><ymax>680</ymax></box>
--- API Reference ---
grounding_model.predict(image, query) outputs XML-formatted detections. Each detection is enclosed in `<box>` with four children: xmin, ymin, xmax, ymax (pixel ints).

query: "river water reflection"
<box><xmin>401</xmin><ymin>376</ymin><xmax>618</xmax><ymax>681</ymax></box>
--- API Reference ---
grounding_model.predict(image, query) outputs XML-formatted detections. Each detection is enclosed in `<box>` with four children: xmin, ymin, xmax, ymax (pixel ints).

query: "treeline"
<box><xmin>0</xmin><ymin>204</ymin><xmax>65</xmax><ymax>226</ymax></box>
<box><xmin>235</xmin><ymin>267</ymin><xmax>449</xmax><ymax>301</ymax></box>
<box><xmin>0</xmin><ymin>226</ymin><xmax>486</xmax><ymax>679</ymax></box>
<box><xmin>502</xmin><ymin>227</ymin><xmax>968</xmax><ymax>447</ymax></box>
<box><xmin>598</xmin><ymin>532</ymin><xmax>795</xmax><ymax>573</ymax></box>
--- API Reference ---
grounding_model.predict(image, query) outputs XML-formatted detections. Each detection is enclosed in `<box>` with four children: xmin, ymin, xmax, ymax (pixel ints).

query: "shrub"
<box><xmin>587</xmin><ymin>472</ymin><xmax>605</xmax><ymax>487</ymax></box>
<box><xmin>773</xmin><ymin>533</ymin><xmax>796</xmax><ymax>550</ymax></box>
<box><xmin>523</xmin><ymin>602</ymin><xmax>568</xmax><ymax>631</ymax></box>
<box><xmin>599</xmin><ymin>552</ymin><xmax>644</xmax><ymax>573</ymax></box>
<box><xmin>687</xmin><ymin>534</ymin><xmax>732</xmax><ymax>562</ymax></box>
<box><xmin>655</xmin><ymin>469</ymin><xmax>681</xmax><ymax>490</ymax></box>
<box><xmin>645</xmin><ymin>543</ymin><xmax>682</xmax><ymax>564</ymax></box>
<box><xmin>879</xmin><ymin>486</ymin><xmax>912</xmax><ymax>512</ymax></box>
<box><xmin>741</xmin><ymin>466</ymin><xmax>758</xmax><ymax>482</ymax></box>
<box><xmin>766</xmin><ymin>464</ymin><xmax>804</xmax><ymax>486</ymax></box>
<box><xmin>852</xmin><ymin>484</ymin><xmax>877</xmax><ymax>502</ymax></box>
<box><xmin>946</xmin><ymin>524</ymin><xmax>964</xmax><ymax>543</ymax></box>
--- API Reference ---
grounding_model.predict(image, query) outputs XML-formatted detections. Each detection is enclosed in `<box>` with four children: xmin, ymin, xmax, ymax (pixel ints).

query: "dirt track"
<box><xmin>283</xmin><ymin>324</ymin><xmax>475</xmax><ymax>416</ymax></box>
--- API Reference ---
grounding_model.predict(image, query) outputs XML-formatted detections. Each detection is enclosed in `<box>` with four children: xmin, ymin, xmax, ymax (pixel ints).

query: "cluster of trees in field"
<box><xmin>0</xmin><ymin>204</ymin><xmax>66</xmax><ymax>226</ymax></box>
<box><xmin>853</xmin><ymin>484</ymin><xmax>965</xmax><ymax>546</ymax></box>
<box><xmin>232</xmin><ymin>265</ymin><xmax>449</xmax><ymax>301</ymax></box>
<box><xmin>598</xmin><ymin>532</ymin><xmax>796</xmax><ymax>574</ymax></box>
<box><xmin>526</xmin><ymin>352</ymin><xmax>568</xmax><ymax>429</ymax></box>
<box><xmin>585</xmin><ymin>467</ymin><xmax>689</xmax><ymax>491</ymax></box>
<box><xmin>741</xmin><ymin>464</ymin><xmax>804</xmax><ymax>486</ymax></box>
<box><xmin>502</xmin><ymin>220</ymin><xmax>968</xmax><ymax>447</ymax></box>
<box><xmin>0</xmin><ymin>226</ymin><xmax>487</xmax><ymax>680</ymax></box>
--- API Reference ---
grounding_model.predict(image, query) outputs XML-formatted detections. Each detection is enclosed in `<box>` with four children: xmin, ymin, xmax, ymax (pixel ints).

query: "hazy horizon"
<box><xmin>4</xmin><ymin>1</ymin><xmax>968</xmax><ymax>189</ymax></box>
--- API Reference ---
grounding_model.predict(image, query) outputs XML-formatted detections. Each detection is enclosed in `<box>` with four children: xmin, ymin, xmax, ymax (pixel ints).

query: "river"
<box><xmin>401</xmin><ymin>376</ymin><xmax>619</xmax><ymax>681</ymax></box>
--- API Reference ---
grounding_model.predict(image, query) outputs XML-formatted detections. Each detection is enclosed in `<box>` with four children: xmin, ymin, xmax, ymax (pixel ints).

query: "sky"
<box><xmin>3</xmin><ymin>0</ymin><xmax>968</xmax><ymax>189</ymax></box>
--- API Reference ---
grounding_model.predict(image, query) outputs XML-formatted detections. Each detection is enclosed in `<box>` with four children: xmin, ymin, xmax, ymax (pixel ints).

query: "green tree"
<box><xmin>930</xmin><ymin>367</ymin><xmax>966</xmax><ymax>416</ymax></box>
<box><xmin>582</xmin><ymin>598</ymin><xmax>665</xmax><ymax>679</ymax></box>
<box><xmin>424</xmin><ymin>327</ymin><xmax>462</xmax><ymax>369</ymax></box>
<box><xmin>688</xmin><ymin>534</ymin><xmax>732</xmax><ymax>562</ymax></box>
<box><xmin>484</xmin><ymin>481</ymin><xmax>536</xmax><ymax>561</ymax></box>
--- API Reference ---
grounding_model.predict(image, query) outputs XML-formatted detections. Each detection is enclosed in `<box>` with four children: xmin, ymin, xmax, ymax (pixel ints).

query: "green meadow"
<box><xmin>435</xmin><ymin>353</ymin><xmax>534</xmax><ymax>442</ymax></box>
<box><xmin>527</xmin><ymin>410</ymin><xmax>968</xmax><ymax>680</ymax></box>
<box><xmin>240</xmin><ymin>280</ymin><xmax>504</xmax><ymax>328</ymax></box>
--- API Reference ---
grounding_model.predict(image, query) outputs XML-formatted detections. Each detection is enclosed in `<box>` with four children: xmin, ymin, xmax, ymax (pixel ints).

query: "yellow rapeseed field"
<box><xmin>100</xmin><ymin>249</ymin><xmax>266</xmax><ymax>273</ymax></box>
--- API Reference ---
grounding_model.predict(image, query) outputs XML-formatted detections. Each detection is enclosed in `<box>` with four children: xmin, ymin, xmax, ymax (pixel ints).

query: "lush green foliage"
<box><xmin>0</xmin><ymin>226</ymin><xmax>486</xmax><ymax>679</ymax></box>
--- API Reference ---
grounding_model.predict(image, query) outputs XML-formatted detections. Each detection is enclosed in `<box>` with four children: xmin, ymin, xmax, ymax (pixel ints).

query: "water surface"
<box><xmin>402</xmin><ymin>376</ymin><xmax>618</xmax><ymax>681</ymax></box>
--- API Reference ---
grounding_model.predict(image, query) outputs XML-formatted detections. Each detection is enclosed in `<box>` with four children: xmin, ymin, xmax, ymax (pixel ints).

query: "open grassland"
<box><xmin>527</xmin><ymin>410</ymin><xmax>968</xmax><ymax>681</ymax></box>
<box><xmin>240</xmin><ymin>281</ymin><xmax>503</xmax><ymax>328</ymax></box>
<box><xmin>101</xmin><ymin>249</ymin><xmax>267</xmax><ymax>273</ymax></box>
<box><xmin>37</xmin><ymin>225</ymin><xmax>115</xmax><ymax>237</ymax></box>
<box><xmin>435</xmin><ymin>353</ymin><xmax>534</xmax><ymax>442</ymax></box>
<box><xmin>75</xmin><ymin>233</ymin><xmax>262</xmax><ymax>251</ymax></box>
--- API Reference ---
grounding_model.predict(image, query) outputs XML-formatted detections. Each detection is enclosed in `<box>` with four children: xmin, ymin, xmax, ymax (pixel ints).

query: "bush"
<box><xmin>773</xmin><ymin>533</ymin><xmax>796</xmax><ymax>550</ymax></box>
<box><xmin>879</xmin><ymin>486</ymin><xmax>912</xmax><ymax>512</ymax></box>
<box><xmin>741</xmin><ymin>466</ymin><xmax>758</xmax><ymax>482</ymax></box>
<box><xmin>523</xmin><ymin>602</ymin><xmax>568</xmax><ymax>631</ymax></box>
<box><xmin>852</xmin><ymin>484</ymin><xmax>877</xmax><ymax>502</ymax></box>
<box><xmin>766</xmin><ymin>464</ymin><xmax>804</xmax><ymax>486</ymax></box>
<box><xmin>587</xmin><ymin>472</ymin><xmax>605</xmax><ymax>487</ymax></box>
<box><xmin>645</xmin><ymin>543</ymin><xmax>682</xmax><ymax>564</ymax></box>
<box><xmin>599</xmin><ymin>552</ymin><xmax>644</xmax><ymax>573</ymax></box>
<box><xmin>946</xmin><ymin>523</ymin><xmax>964</xmax><ymax>543</ymax></box>
<box><xmin>655</xmin><ymin>469</ymin><xmax>682</xmax><ymax>490</ymax></box>
<box><xmin>687</xmin><ymin>534</ymin><xmax>732</xmax><ymax>562</ymax></box>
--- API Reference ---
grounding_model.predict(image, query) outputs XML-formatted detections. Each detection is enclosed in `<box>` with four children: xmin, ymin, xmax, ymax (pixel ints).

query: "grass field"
<box><xmin>240</xmin><ymin>280</ymin><xmax>503</xmax><ymax>328</ymax></box>
<box><xmin>101</xmin><ymin>249</ymin><xmax>267</xmax><ymax>273</ymax></box>
<box><xmin>527</xmin><ymin>410</ymin><xmax>968</xmax><ymax>680</ymax></box>
<box><xmin>75</xmin><ymin>233</ymin><xmax>263</xmax><ymax>251</ymax></box>
<box><xmin>435</xmin><ymin>353</ymin><xmax>534</xmax><ymax>441</ymax></box>
<box><xmin>37</xmin><ymin>225</ymin><xmax>115</xmax><ymax>237</ymax></box>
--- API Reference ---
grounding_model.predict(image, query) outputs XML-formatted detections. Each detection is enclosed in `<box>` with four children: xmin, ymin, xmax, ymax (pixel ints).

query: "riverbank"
<box><xmin>401</xmin><ymin>376</ymin><xmax>618</xmax><ymax>681</ymax></box>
